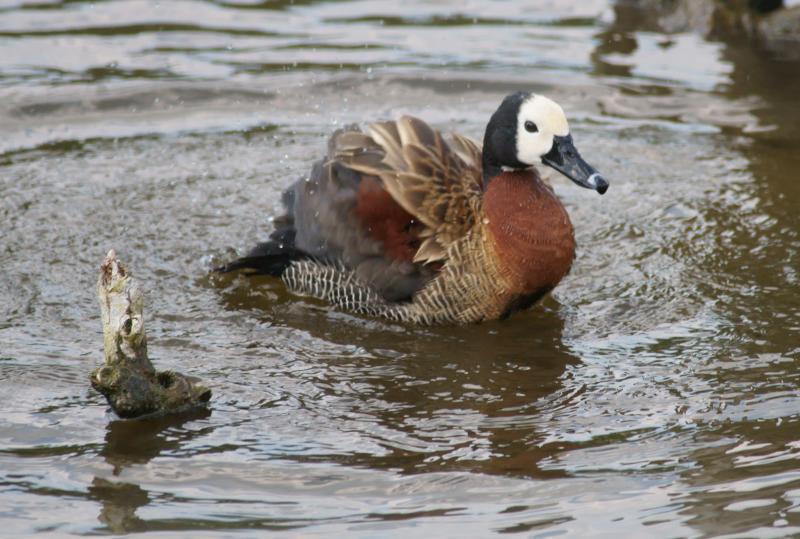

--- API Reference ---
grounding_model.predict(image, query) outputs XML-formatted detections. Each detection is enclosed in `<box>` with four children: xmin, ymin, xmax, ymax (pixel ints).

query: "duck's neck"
<box><xmin>483</xmin><ymin>169</ymin><xmax>576</xmax><ymax>294</ymax></box>
<box><xmin>481</xmin><ymin>130</ymin><xmax>528</xmax><ymax>188</ymax></box>
<box><xmin>481</xmin><ymin>155</ymin><xmax>504</xmax><ymax>187</ymax></box>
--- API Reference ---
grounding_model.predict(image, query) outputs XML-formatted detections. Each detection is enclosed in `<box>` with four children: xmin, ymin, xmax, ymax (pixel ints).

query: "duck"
<box><xmin>219</xmin><ymin>91</ymin><xmax>609</xmax><ymax>325</ymax></box>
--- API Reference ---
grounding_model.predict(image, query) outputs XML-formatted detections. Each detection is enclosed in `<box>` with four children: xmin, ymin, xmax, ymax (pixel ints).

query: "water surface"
<box><xmin>1</xmin><ymin>0</ymin><xmax>799</xmax><ymax>536</ymax></box>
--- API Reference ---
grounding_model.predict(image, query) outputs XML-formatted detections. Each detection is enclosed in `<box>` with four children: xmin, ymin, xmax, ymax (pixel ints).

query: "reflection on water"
<box><xmin>0</xmin><ymin>0</ymin><xmax>799</xmax><ymax>537</ymax></box>
<box><xmin>101</xmin><ymin>410</ymin><xmax>213</xmax><ymax>473</ymax></box>
<box><xmin>90</xmin><ymin>410</ymin><xmax>211</xmax><ymax>533</ymax></box>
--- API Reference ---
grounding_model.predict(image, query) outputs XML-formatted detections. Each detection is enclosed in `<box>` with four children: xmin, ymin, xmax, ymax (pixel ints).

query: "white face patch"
<box><xmin>515</xmin><ymin>94</ymin><xmax>570</xmax><ymax>166</ymax></box>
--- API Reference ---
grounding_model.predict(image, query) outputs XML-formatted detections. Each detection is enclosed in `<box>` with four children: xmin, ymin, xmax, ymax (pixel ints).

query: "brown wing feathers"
<box><xmin>339</xmin><ymin>116</ymin><xmax>483</xmax><ymax>265</ymax></box>
<box><xmin>224</xmin><ymin>118</ymin><xmax>503</xmax><ymax>323</ymax></box>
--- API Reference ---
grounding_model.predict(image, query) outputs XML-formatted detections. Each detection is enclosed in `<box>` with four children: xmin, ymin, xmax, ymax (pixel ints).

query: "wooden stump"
<box><xmin>90</xmin><ymin>250</ymin><xmax>211</xmax><ymax>418</ymax></box>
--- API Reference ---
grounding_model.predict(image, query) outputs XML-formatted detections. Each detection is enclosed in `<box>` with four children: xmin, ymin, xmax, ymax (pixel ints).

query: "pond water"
<box><xmin>1</xmin><ymin>0</ymin><xmax>799</xmax><ymax>536</ymax></box>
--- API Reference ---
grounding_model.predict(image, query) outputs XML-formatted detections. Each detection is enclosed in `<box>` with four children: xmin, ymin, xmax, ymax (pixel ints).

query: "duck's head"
<box><xmin>481</xmin><ymin>92</ymin><xmax>608</xmax><ymax>194</ymax></box>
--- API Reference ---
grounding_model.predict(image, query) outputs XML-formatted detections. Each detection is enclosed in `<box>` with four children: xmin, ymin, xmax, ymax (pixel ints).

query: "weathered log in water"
<box><xmin>90</xmin><ymin>250</ymin><xmax>211</xmax><ymax>418</ymax></box>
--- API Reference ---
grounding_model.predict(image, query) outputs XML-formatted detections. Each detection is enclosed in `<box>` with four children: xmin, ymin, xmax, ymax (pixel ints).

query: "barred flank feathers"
<box><xmin>283</xmin><ymin>260</ymin><xmax>437</xmax><ymax>323</ymax></box>
<box><xmin>282</xmin><ymin>261</ymin><xmax>391</xmax><ymax>318</ymax></box>
<box><xmin>281</xmin><ymin>229</ymin><xmax>504</xmax><ymax>325</ymax></box>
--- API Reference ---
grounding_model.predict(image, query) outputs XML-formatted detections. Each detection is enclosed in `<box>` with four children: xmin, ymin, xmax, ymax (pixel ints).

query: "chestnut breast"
<box><xmin>483</xmin><ymin>170</ymin><xmax>576</xmax><ymax>296</ymax></box>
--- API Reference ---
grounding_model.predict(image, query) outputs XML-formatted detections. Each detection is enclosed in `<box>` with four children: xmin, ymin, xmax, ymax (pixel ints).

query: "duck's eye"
<box><xmin>524</xmin><ymin>121</ymin><xmax>538</xmax><ymax>133</ymax></box>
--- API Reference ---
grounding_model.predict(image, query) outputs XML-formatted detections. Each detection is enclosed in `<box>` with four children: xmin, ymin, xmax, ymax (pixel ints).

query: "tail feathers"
<box><xmin>216</xmin><ymin>234</ymin><xmax>306</xmax><ymax>276</ymax></box>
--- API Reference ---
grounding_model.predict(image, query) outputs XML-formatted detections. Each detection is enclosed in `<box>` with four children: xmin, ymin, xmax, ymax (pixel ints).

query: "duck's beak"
<box><xmin>541</xmin><ymin>134</ymin><xmax>608</xmax><ymax>194</ymax></box>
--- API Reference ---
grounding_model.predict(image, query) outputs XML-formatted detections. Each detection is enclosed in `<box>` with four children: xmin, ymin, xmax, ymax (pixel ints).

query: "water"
<box><xmin>1</xmin><ymin>0</ymin><xmax>799</xmax><ymax>536</ymax></box>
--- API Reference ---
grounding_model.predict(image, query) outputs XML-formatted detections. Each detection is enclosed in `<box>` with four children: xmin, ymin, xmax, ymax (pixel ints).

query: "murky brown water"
<box><xmin>1</xmin><ymin>1</ymin><xmax>799</xmax><ymax>536</ymax></box>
